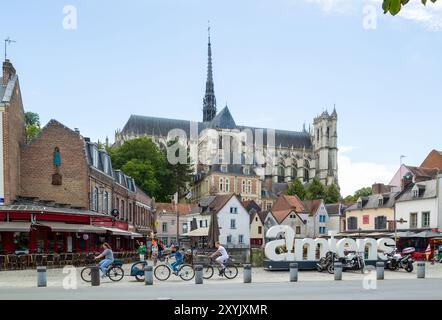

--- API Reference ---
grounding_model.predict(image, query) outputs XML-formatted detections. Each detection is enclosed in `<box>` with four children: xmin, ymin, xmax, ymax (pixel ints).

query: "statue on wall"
<box><xmin>52</xmin><ymin>147</ymin><xmax>62</xmax><ymax>185</ymax></box>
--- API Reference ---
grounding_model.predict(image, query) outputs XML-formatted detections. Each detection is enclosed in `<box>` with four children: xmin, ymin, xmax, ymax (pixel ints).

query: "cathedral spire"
<box><xmin>203</xmin><ymin>21</ymin><xmax>217</xmax><ymax>122</ymax></box>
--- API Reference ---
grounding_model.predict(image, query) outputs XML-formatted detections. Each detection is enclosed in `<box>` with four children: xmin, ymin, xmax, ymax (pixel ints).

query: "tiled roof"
<box><xmin>396</xmin><ymin>179</ymin><xmax>437</xmax><ymax>202</ymax></box>
<box><xmin>406</xmin><ymin>166</ymin><xmax>439</xmax><ymax>181</ymax></box>
<box><xmin>155</xmin><ymin>203</ymin><xmax>198</xmax><ymax>216</ymax></box>
<box><xmin>303</xmin><ymin>199</ymin><xmax>322</xmax><ymax>216</ymax></box>
<box><xmin>121</xmin><ymin>114</ymin><xmax>313</xmax><ymax>149</ymax></box>
<box><xmin>271</xmin><ymin>194</ymin><xmax>308</xmax><ymax>224</ymax></box>
<box><xmin>421</xmin><ymin>150</ymin><xmax>442</xmax><ymax>170</ymax></box>
<box><xmin>346</xmin><ymin>192</ymin><xmax>399</xmax><ymax>211</ymax></box>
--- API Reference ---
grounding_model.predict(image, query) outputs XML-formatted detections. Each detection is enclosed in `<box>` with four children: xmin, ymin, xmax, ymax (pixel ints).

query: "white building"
<box><xmin>304</xmin><ymin>200</ymin><xmax>329</xmax><ymax>238</ymax></box>
<box><xmin>185</xmin><ymin>194</ymin><xmax>250</xmax><ymax>249</ymax></box>
<box><xmin>395</xmin><ymin>176</ymin><xmax>442</xmax><ymax>232</ymax></box>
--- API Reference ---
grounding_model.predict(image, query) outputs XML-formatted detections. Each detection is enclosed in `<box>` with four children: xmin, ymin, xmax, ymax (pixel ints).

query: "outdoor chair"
<box><xmin>34</xmin><ymin>254</ymin><xmax>45</xmax><ymax>267</ymax></box>
<box><xmin>58</xmin><ymin>253</ymin><xmax>66</xmax><ymax>266</ymax></box>
<box><xmin>18</xmin><ymin>254</ymin><xmax>29</xmax><ymax>269</ymax></box>
<box><xmin>65</xmin><ymin>253</ymin><xmax>73</xmax><ymax>265</ymax></box>
<box><xmin>0</xmin><ymin>255</ymin><xmax>6</xmax><ymax>271</ymax></box>
<box><xmin>78</xmin><ymin>253</ymin><xmax>87</xmax><ymax>266</ymax></box>
<box><xmin>6</xmin><ymin>255</ymin><xmax>18</xmax><ymax>270</ymax></box>
<box><xmin>72</xmin><ymin>253</ymin><xmax>80</xmax><ymax>267</ymax></box>
<box><xmin>46</xmin><ymin>254</ymin><xmax>54</xmax><ymax>267</ymax></box>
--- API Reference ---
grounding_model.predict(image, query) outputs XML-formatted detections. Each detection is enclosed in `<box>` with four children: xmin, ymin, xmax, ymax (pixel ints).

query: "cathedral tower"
<box><xmin>313</xmin><ymin>107</ymin><xmax>338</xmax><ymax>186</ymax></box>
<box><xmin>202</xmin><ymin>25</ymin><xmax>217</xmax><ymax>122</ymax></box>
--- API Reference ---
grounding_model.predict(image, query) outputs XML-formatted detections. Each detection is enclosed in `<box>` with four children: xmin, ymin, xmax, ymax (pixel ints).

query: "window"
<box><xmin>230</xmin><ymin>207</ymin><xmax>238</xmax><ymax>214</ymax></box>
<box><xmin>319</xmin><ymin>215</ymin><xmax>326</xmax><ymax>223</ymax></box>
<box><xmin>239</xmin><ymin>235</ymin><xmax>244</xmax><ymax>244</ymax></box>
<box><xmin>357</xmin><ymin>199</ymin><xmax>363</xmax><ymax>209</ymax></box>
<box><xmin>171</xmin><ymin>219</ymin><xmax>175</xmax><ymax>226</ymax></box>
<box><xmin>227</xmin><ymin>235</ymin><xmax>232</xmax><ymax>243</ymax></box>
<box><xmin>295</xmin><ymin>226</ymin><xmax>301</xmax><ymax>234</ymax></box>
<box><xmin>92</xmin><ymin>187</ymin><xmax>98</xmax><ymax>212</ymax></box>
<box><xmin>221</xmin><ymin>165</ymin><xmax>227</xmax><ymax>173</ymax></box>
<box><xmin>247</xmin><ymin>180</ymin><xmax>252</xmax><ymax>194</ymax></box>
<box><xmin>225</xmin><ymin>178</ymin><xmax>230</xmax><ymax>192</ymax></box>
<box><xmin>266</xmin><ymin>203</ymin><xmax>272</xmax><ymax>211</ymax></box>
<box><xmin>410</xmin><ymin>212</ymin><xmax>418</xmax><ymax>229</ymax></box>
<box><xmin>121</xmin><ymin>200</ymin><xmax>125</xmax><ymax>220</ymax></box>
<box><xmin>92</xmin><ymin>146</ymin><xmax>99</xmax><ymax>168</ymax></box>
<box><xmin>199</xmin><ymin>220</ymin><xmax>203</xmax><ymax>228</ymax></box>
<box><xmin>162</xmin><ymin>222</ymin><xmax>168</xmax><ymax>233</ymax></box>
<box><xmin>258</xmin><ymin>226</ymin><xmax>262</xmax><ymax>234</ymax></box>
<box><xmin>347</xmin><ymin>217</ymin><xmax>358</xmax><ymax>230</ymax></box>
<box><xmin>319</xmin><ymin>226</ymin><xmax>326</xmax><ymax>234</ymax></box>
<box><xmin>230</xmin><ymin>219</ymin><xmax>236</xmax><ymax>229</ymax></box>
<box><xmin>241</xmin><ymin>180</ymin><xmax>246</xmax><ymax>193</ymax></box>
<box><xmin>103</xmin><ymin>155</ymin><xmax>111</xmax><ymax>175</ymax></box>
<box><xmin>103</xmin><ymin>191</ymin><xmax>109</xmax><ymax>214</ymax></box>
<box><xmin>182</xmin><ymin>223</ymin><xmax>188</xmax><ymax>234</ymax></box>
<box><xmin>422</xmin><ymin>212</ymin><xmax>430</xmax><ymax>228</ymax></box>
<box><xmin>378</xmin><ymin>198</ymin><xmax>383</xmax><ymax>207</ymax></box>
<box><xmin>219</xmin><ymin>177</ymin><xmax>225</xmax><ymax>192</ymax></box>
<box><xmin>243</xmin><ymin>167</ymin><xmax>250</xmax><ymax>175</ymax></box>
<box><xmin>375</xmin><ymin>216</ymin><xmax>387</xmax><ymax>230</ymax></box>
<box><xmin>204</xmin><ymin>220</ymin><xmax>208</xmax><ymax>228</ymax></box>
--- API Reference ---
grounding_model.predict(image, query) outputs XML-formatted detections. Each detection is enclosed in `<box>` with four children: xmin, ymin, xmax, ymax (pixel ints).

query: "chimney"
<box><xmin>2</xmin><ymin>59</ymin><xmax>16</xmax><ymax>85</ymax></box>
<box><xmin>401</xmin><ymin>172</ymin><xmax>413</xmax><ymax>190</ymax></box>
<box><xmin>372</xmin><ymin>183</ymin><xmax>392</xmax><ymax>195</ymax></box>
<box><xmin>74</xmin><ymin>128</ymin><xmax>80</xmax><ymax>134</ymax></box>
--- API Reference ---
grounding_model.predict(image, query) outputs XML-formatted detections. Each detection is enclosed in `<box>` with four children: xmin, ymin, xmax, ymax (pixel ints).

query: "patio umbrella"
<box><xmin>207</xmin><ymin>211</ymin><xmax>220</xmax><ymax>248</ymax></box>
<box><xmin>413</xmin><ymin>230</ymin><xmax>442</xmax><ymax>238</ymax></box>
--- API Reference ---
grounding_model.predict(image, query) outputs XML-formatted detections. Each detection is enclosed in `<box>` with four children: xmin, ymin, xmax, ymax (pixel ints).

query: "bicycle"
<box><xmin>81</xmin><ymin>255</ymin><xmax>125</xmax><ymax>282</ymax></box>
<box><xmin>153</xmin><ymin>256</ymin><xmax>195</xmax><ymax>281</ymax></box>
<box><xmin>202</xmin><ymin>257</ymin><xmax>238</xmax><ymax>279</ymax></box>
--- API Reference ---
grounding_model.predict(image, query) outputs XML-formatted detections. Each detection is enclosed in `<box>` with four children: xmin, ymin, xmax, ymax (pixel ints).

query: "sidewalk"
<box><xmin>1</xmin><ymin>261</ymin><xmax>442</xmax><ymax>289</ymax></box>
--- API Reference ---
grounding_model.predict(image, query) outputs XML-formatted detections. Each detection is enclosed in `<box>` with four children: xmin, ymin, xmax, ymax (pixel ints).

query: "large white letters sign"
<box><xmin>265</xmin><ymin>225</ymin><xmax>395</xmax><ymax>261</ymax></box>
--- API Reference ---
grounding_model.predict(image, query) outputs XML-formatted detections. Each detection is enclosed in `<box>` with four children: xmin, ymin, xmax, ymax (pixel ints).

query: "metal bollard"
<box><xmin>37</xmin><ymin>266</ymin><xmax>47</xmax><ymax>287</ymax></box>
<box><xmin>334</xmin><ymin>262</ymin><xmax>342</xmax><ymax>280</ymax></box>
<box><xmin>417</xmin><ymin>261</ymin><xmax>425</xmax><ymax>279</ymax></box>
<box><xmin>289</xmin><ymin>263</ymin><xmax>298</xmax><ymax>282</ymax></box>
<box><xmin>195</xmin><ymin>265</ymin><xmax>203</xmax><ymax>284</ymax></box>
<box><xmin>144</xmin><ymin>265</ymin><xmax>153</xmax><ymax>285</ymax></box>
<box><xmin>91</xmin><ymin>266</ymin><xmax>100</xmax><ymax>286</ymax></box>
<box><xmin>376</xmin><ymin>262</ymin><xmax>384</xmax><ymax>280</ymax></box>
<box><xmin>243</xmin><ymin>264</ymin><xmax>252</xmax><ymax>283</ymax></box>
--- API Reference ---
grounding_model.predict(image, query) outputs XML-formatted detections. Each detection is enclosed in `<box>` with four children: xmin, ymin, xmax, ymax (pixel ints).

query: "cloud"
<box><xmin>305</xmin><ymin>0</ymin><xmax>442</xmax><ymax>31</ymax></box>
<box><xmin>338</xmin><ymin>145</ymin><xmax>396</xmax><ymax>196</ymax></box>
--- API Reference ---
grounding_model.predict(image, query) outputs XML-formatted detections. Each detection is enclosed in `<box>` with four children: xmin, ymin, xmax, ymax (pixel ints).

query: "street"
<box><xmin>1</xmin><ymin>279</ymin><xmax>442</xmax><ymax>300</ymax></box>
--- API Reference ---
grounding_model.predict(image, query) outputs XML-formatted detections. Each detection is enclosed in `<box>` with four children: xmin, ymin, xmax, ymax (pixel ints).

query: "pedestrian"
<box><xmin>151</xmin><ymin>241</ymin><xmax>159</xmax><ymax>266</ymax></box>
<box><xmin>158</xmin><ymin>240</ymin><xmax>165</xmax><ymax>261</ymax></box>
<box><xmin>137</xmin><ymin>241</ymin><xmax>146</xmax><ymax>261</ymax></box>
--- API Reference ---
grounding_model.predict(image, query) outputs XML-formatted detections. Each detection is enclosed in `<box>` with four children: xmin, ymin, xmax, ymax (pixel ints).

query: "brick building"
<box><xmin>0</xmin><ymin>60</ymin><xmax>155</xmax><ymax>254</ymax></box>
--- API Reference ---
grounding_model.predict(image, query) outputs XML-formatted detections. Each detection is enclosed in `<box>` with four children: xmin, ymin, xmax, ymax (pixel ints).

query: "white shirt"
<box><xmin>217</xmin><ymin>245</ymin><xmax>229</xmax><ymax>259</ymax></box>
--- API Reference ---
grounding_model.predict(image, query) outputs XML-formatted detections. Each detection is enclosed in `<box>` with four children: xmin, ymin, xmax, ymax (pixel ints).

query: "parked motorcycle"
<box><xmin>386</xmin><ymin>247</ymin><xmax>414</xmax><ymax>272</ymax></box>
<box><xmin>316</xmin><ymin>251</ymin><xmax>335</xmax><ymax>274</ymax></box>
<box><xmin>317</xmin><ymin>250</ymin><xmax>365</xmax><ymax>274</ymax></box>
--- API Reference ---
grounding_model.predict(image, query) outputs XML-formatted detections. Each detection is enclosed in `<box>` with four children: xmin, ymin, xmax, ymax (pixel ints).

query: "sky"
<box><xmin>1</xmin><ymin>0</ymin><xmax>442</xmax><ymax>196</ymax></box>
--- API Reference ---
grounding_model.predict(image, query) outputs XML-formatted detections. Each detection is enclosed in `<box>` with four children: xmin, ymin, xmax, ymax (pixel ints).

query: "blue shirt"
<box><xmin>170</xmin><ymin>250</ymin><xmax>183</xmax><ymax>262</ymax></box>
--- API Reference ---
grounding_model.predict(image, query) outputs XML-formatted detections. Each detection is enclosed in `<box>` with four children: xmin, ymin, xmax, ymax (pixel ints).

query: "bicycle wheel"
<box><xmin>179</xmin><ymin>264</ymin><xmax>195</xmax><ymax>281</ymax></box>
<box><xmin>154</xmin><ymin>264</ymin><xmax>171</xmax><ymax>281</ymax></box>
<box><xmin>80</xmin><ymin>267</ymin><xmax>92</xmax><ymax>282</ymax></box>
<box><xmin>108</xmin><ymin>266</ymin><xmax>124</xmax><ymax>282</ymax></box>
<box><xmin>224</xmin><ymin>265</ymin><xmax>238</xmax><ymax>279</ymax></box>
<box><xmin>203</xmin><ymin>265</ymin><xmax>214</xmax><ymax>279</ymax></box>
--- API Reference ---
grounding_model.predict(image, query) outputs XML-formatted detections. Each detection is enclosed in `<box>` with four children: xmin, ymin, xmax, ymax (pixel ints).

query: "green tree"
<box><xmin>325</xmin><ymin>183</ymin><xmax>341</xmax><ymax>204</ymax></box>
<box><xmin>305</xmin><ymin>177</ymin><xmax>327</xmax><ymax>201</ymax></box>
<box><xmin>382</xmin><ymin>0</ymin><xmax>437</xmax><ymax>16</ymax></box>
<box><xmin>25</xmin><ymin>111</ymin><xmax>41</xmax><ymax>142</ymax></box>
<box><xmin>286</xmin><ymin>178</ymin><xmax>306</xmax><ymax>200</ymax></box>
<box><xmin>344</xmin><ymin>187</ymin><xmax>372</xmax><ymax>203</ymax></box>
<box><xmin>108</xmin><ymin>137</ymin><xmax>193</xmax><ymax>202</ymax></box>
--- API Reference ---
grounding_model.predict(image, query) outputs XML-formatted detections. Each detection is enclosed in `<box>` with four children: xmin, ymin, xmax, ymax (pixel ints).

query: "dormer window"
<box><xmin>91</xmin><ymin>146</ymin><xmax>99</xmax><ymax>168</ymax></box>
<box><xmin>378</xmin><ymin>196</ymin><xmax>383</xmax><ymax>207</ymax></box>
<box><xmin>221</xmin><ymin>165</ymin><xmax>227</xmax><ymax>173</ymax></box>
<box><xmin>357</xmin><ymin>198</ymin><xmax>363</xmax><ymax>209</ymax></box>
<box><xmin>412</xmin><ymin>186</ymin><xmax>419</xmax><ymax>198</ymax></box>
<box><xmin>243</xmin><ymin>167</ymin><xmax>250</xmax><ymax>175</ymax></box>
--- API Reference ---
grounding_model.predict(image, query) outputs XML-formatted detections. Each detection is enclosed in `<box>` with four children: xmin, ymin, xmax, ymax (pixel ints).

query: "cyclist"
<box><xmin>169</xmin><ymin>246</ymin><xmax>183</xmax><ymax>275</ymax></box>
<box><xmin>95</xmin><ymin>242</ymin><xmax>114</xmax><ymax>279</ymax></box>
<box><xmin>210</xmin><ymin>241</ymin><xmax>229</xmax><ymax>275</ymax></box>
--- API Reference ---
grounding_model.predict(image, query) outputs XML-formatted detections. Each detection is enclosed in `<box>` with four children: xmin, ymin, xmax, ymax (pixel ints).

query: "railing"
<box><xmin>0</xmin><ymin>251</ymin><xmax>140</xmax><ymax>271</ymax></box>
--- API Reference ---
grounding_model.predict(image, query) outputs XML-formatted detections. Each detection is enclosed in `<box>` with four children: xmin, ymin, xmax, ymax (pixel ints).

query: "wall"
<box><xmin>20</xmin><ymin>120</ymin><xmax>89</xmax><ymax>208</ymax></box>
<box><xmin>3</xmin><ymin>80</ymin><xmax>25</xmax><ymax>204</ymax></box>
<box><xmin>395</xmin><ymin>197</ymin><xmax>438</xmax><ymax>229</ymax></box>
<box><xmin>281</xmin><ymin>213</ymin><xmax>308</xmax><ymax>238</ymax></box>
<box><xmin>345</xmin><ymin>207</ymin><xmax>394</xmax><ymax>231</ymax></box>
<box><xmin>217</xmin><ymin>196</ymin><xmax>250</xmax><ymax>248</ymax></box>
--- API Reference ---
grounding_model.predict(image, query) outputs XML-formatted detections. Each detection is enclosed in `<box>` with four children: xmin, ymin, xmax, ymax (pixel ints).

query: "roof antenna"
<box><xmin>4</xmin><ymin>37</ymin><xmax>16</xmax><ymax>61</ymax></box>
